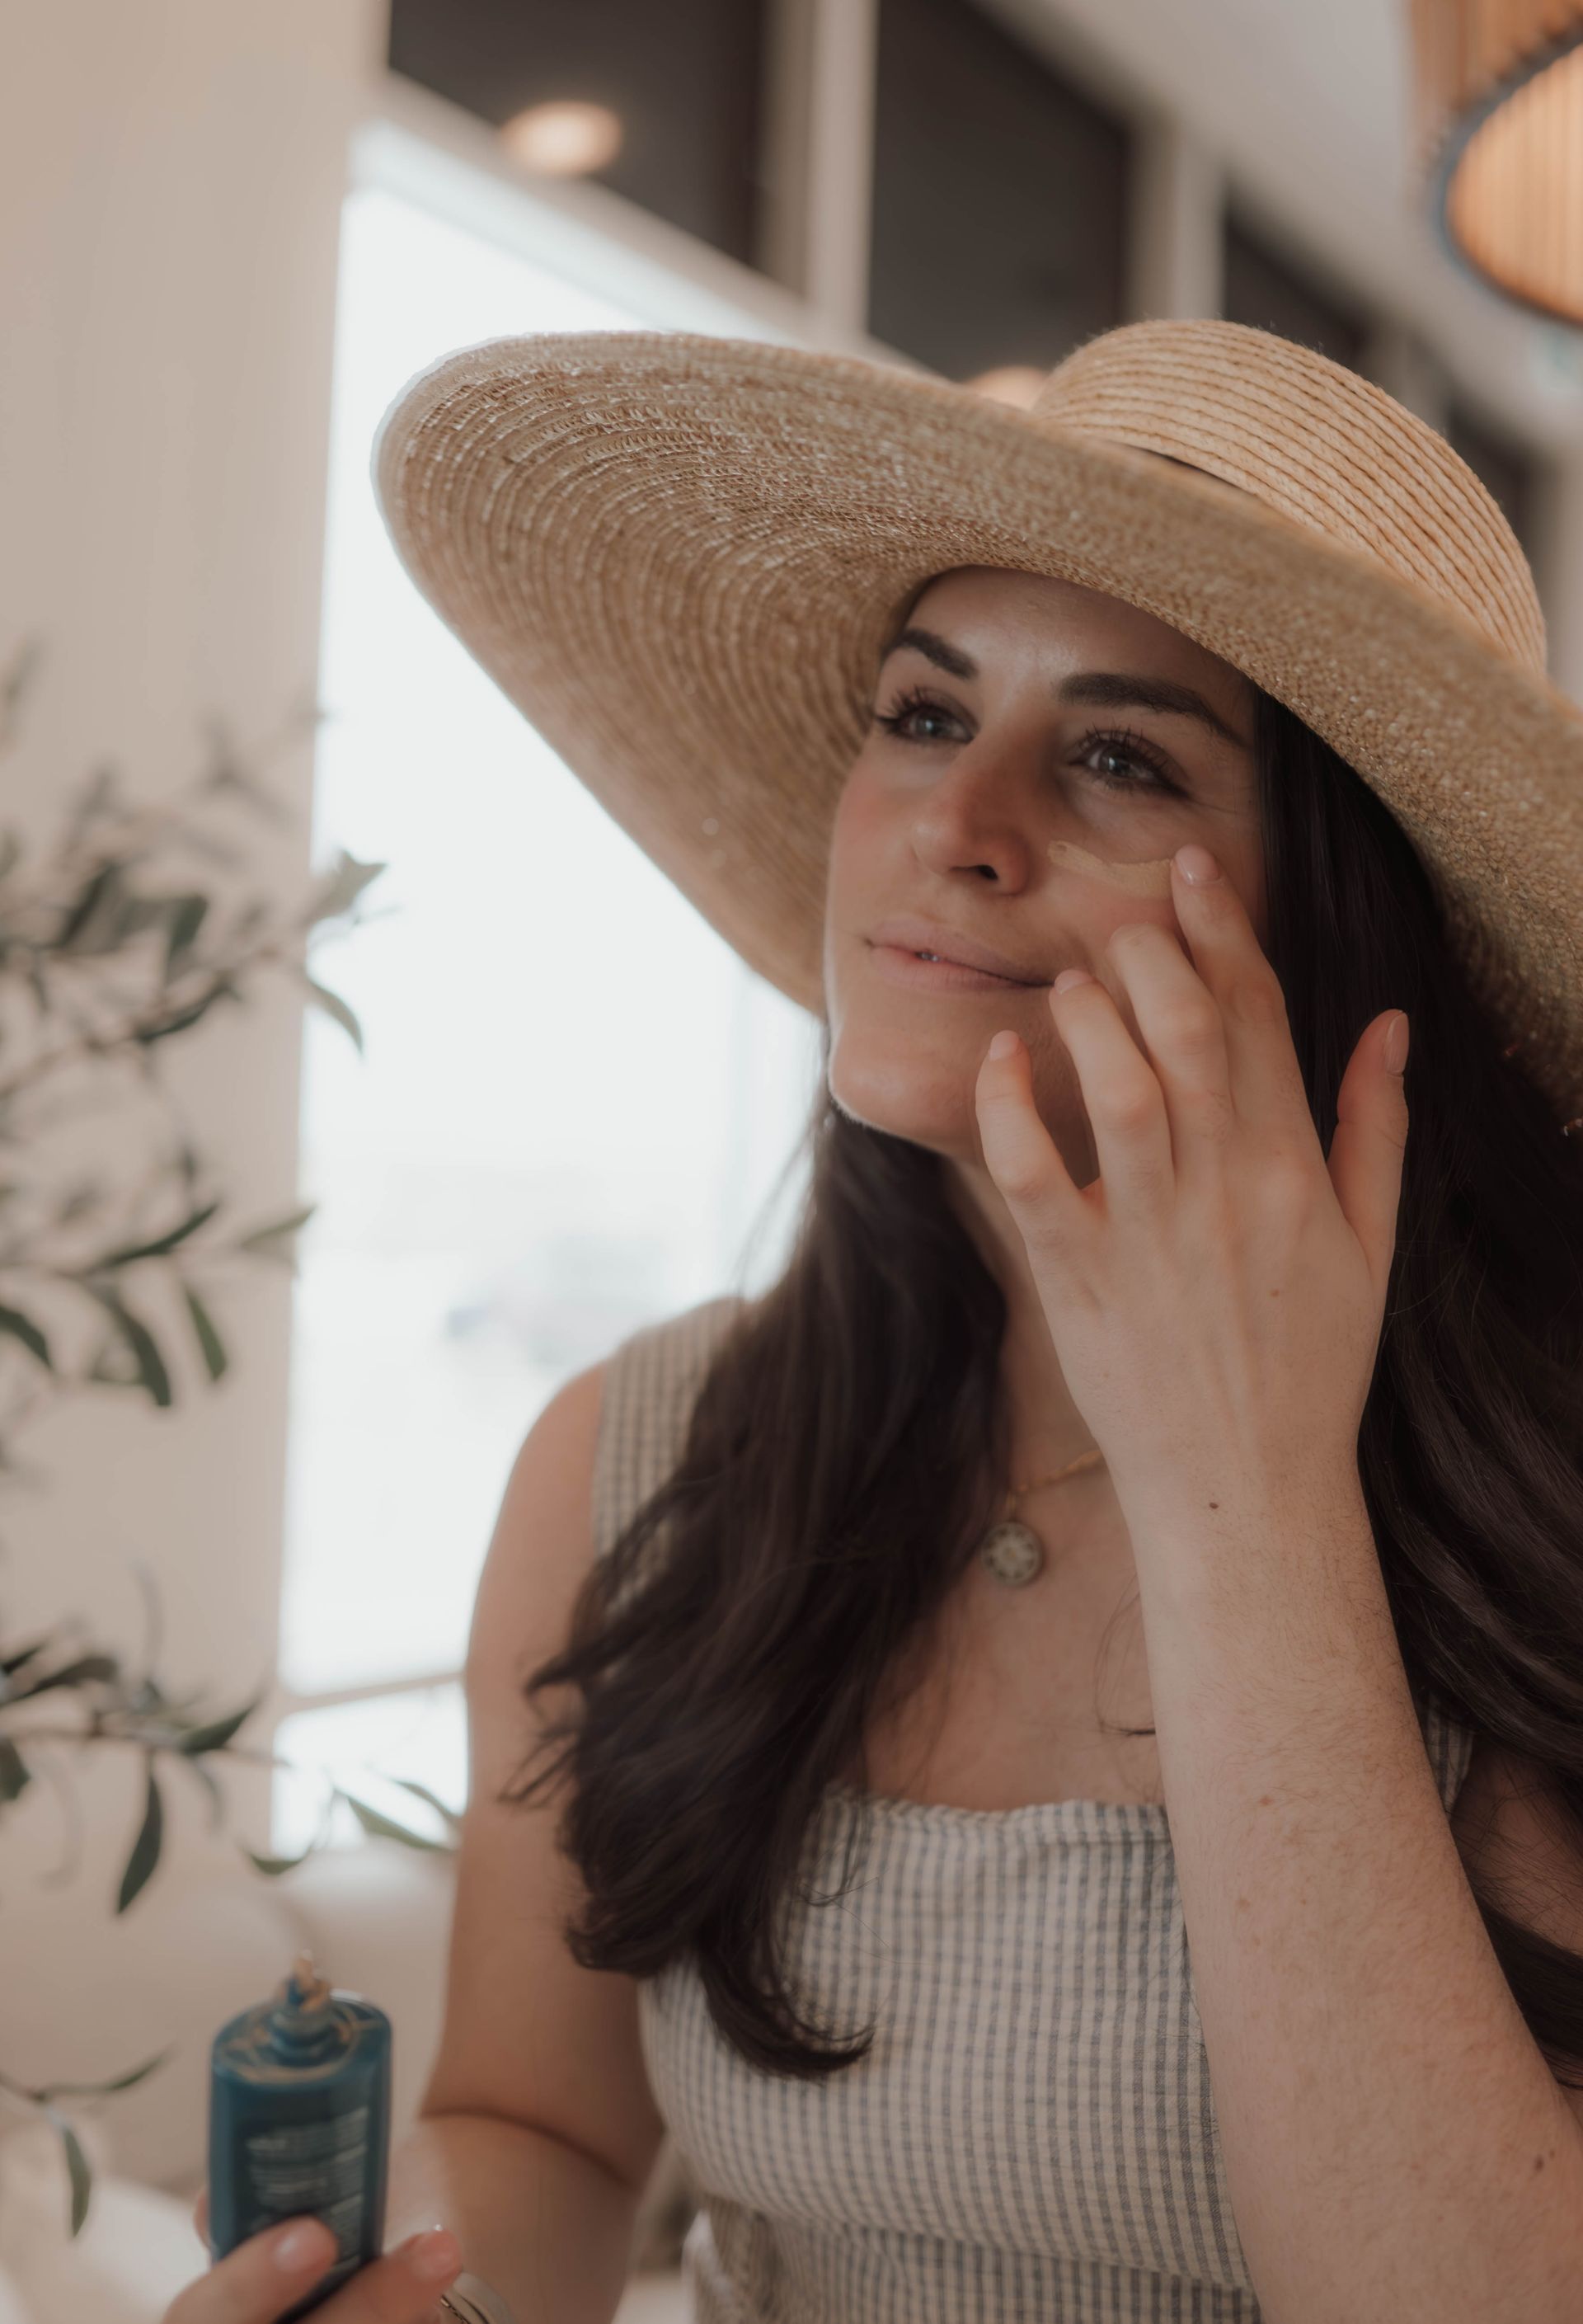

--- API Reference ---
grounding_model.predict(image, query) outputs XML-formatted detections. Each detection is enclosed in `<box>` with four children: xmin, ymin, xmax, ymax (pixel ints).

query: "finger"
<box><xmin>974</xmin><ymin>1028</ymin><xmax>1087</xmax><ymax>1238</ymax></box>
<box><xmin>1044</xmin><ymin>966</ymin><xmax>1174</xmax><ymax>1208</ymax></box>
<box><xmin>164</xmin><ymin>2219</ymin><xmax>461</xmax><ymax>2324</ymax></box>
<box><xmin>165</xmin><ymin>2214</ymin><xmax>340</xmax><ymax>2324</ymax></box>
<box><xmin>193</xmin><ymin>2185</ymin><xmax>209</xmax><ymax>2243</ymax></box>
<box><xmin>1326</xmin><ymin>1011</ymin><xmax>1409</xmax><ymax>1301</ymax></box>
<box><xmin>1102</xmin><ymin>918</ymin><xmax>1233</xmax><ymax>1167</ymax></box>
<box><xmin>1169</xmin><ymin>847</ymin><xmax>1313</xmax><ymax>1136</ymax></box>
<box><xmin>317</xmin><ymin>2229</ymin><xmax>463</xmax><ymax>2323</ymax></box>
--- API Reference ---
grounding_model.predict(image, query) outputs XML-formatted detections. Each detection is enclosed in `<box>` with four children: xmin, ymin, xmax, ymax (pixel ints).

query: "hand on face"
<box><xmin>973</xmin><ymin>840</ymin><xmax>1409</xmax><ymax>1514</ymax></box>
<box><xmin>823</xmin><ymin>563</ymin><xmax>1268</xmax><ymax>1179</ymax></box>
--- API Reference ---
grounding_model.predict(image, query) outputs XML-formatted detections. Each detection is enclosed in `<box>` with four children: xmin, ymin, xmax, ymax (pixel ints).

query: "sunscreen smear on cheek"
<box><xmin>1046</xmin><ymin>840</ymin><xmax>1175</xmax><ymax>899</ymax></box>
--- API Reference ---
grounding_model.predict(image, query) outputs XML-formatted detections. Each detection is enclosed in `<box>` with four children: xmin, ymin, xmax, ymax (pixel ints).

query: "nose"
<box><xmin>906</xmin><ymin>736</ymin><xmax>1046</xmax><ymax>889</ymax></box>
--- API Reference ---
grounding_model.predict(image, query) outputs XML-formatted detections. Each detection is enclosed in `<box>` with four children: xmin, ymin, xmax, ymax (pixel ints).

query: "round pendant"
<box><xmin>979</xmin><ymin>1518</ymin><xmax>1045</xmax><ymax>1588</ymax></box>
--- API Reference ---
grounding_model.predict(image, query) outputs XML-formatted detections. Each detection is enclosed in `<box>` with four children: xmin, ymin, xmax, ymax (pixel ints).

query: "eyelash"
<box><xmin>871</xmin><ymin>685</ymin><xmax>1180</xmax><ymax>795</ymax></box>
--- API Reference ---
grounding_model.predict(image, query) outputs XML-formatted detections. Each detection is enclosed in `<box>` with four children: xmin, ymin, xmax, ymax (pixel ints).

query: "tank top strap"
<box><xmin>590</xmin><ymin>1292</ymin><xmax>749</xmax><ymax>1564</ymax></box>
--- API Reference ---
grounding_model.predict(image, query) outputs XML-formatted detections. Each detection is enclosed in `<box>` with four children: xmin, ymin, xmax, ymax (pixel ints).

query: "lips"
<box><xmin>866</xmin><ymin>914</ymin><xmax>1049</xmax><ymax>985</ymax></box>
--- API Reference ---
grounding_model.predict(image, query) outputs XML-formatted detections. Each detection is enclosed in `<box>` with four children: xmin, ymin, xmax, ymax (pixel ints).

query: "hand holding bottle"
<box><xmin>163</xmin><ymin>2189</ymin><xmax>464</xmax><ymax>2324</ymax></box>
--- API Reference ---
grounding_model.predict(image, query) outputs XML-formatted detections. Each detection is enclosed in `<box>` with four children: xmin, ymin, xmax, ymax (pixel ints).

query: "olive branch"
<box><xmin>0</xmin><ymin>636</ymin><xmax>458</xmax><ymax>2233</ymax></box>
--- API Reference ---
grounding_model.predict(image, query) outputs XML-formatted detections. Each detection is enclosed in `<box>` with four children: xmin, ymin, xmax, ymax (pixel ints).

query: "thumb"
<box><xmin>1327</xmin><ymin>1011</ymin><xmax>1409</xmax><ymax>1299</ymax></box>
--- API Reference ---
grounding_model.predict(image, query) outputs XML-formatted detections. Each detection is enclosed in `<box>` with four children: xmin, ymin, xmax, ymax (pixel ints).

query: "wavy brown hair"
<box><xmin>508</xmin><ymin>685</ymin><xmax>1583</xmax><ymax>2082</ymax></box>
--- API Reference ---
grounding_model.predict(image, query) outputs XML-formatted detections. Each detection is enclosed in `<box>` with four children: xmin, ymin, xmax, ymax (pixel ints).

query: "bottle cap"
<box><xmin>268</xmin><ymin>1950</ymin><xmax>341</xmax><ymax>2061</ymax></box>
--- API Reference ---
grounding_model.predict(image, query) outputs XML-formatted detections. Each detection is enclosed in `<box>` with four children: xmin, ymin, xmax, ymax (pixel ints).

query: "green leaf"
<box><xmin>55</xmin><ymin>862</ymin><xmax>121</xmax><ymax>952</ymax></box>
<box><xmin>0</xmin><ymin>1736</ymin><xmax>29</xmax><ymax>1802</ymax></box>
<box><xmin>301</xmin><ymin>851</ymin><xmax>385</xmax><ymax>927</ymax></box>
<box><xmin>134</xmin><ymin>980</ymin><xmax>239</xmax><ymax>1047</ymax></box>
<box><xmin>302</xmin><ymin>976</ymin><xmax>364</xmax><ymax>1055</ymax></box>
<box><xmin>341</xmin><ymin>1790</ymin><xmax>452</xmax><ymax>1853</ymax></box>
<box><xmin>183</xmin><ymin>1285</ymin><xmax>228</xmax><ymax>1381</ymax></box>
<box><xmin>115</xmin><ymin>1757</ymin><xmax>164</xmax><ymax>1912</ymax></box>
<box><xmin>12</xmin><ymin>1652</ymin><xmax>120</xmax><ymax>1698</ymax></box>
<box><xmin>390</xmin><ymin>1776</ymin><xmax>464</xmax><ymax>1836</ymax></box>
<box><xmin>38</xmin><ymin>2044</ymin><xmax>173</xmax><ymax>2100</ymax></box>
<box><xmin>0</xmin><ymin>1305</ymin><xmax>53</xmax><ymax>1368</ymax></box>
<box><xmin>240</xmin><ymin>1842</ymin><xmax>316</xmax><ymax>1876</ymax></box>
<box><xmin>113</xmin><ymin>895</ymin><xmax>178</xmax><ymax>945</ymax></box>
<box><xmin>43</xmin><ymin>2109</ymin><xmax>92</xmax><ymax>2236</ymax></box>
<box><xmin>163</xmin><ymin>892</ymin><xmax>209</xmax><ymax>970</ymax></box>
<box><xmin>235</xmin><ymin>1202</ymin><xmax>316</xmax><ymax>1263</ymax></box>
<box><xmin>176</xmin><ymin>1696</ymin><xmax>259</xmax><ymax>1755</ymax></box>
<box><xmin>0</xmin><ymin>1635</ymin><xmax>50</xmax><ymax>1677</ymax></box>
<box><xmin>97</xmin><ymin>1202</ymin><xmax>220</xmax><ymax>1269</ymax></box>
<box><xmin>86</xmin><ymin>1291</ymin><xmax>172</xmax><ymax>1408</ymax></box>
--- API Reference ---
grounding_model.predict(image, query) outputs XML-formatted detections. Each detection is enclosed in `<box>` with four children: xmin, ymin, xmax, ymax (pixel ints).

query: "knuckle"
<box><xmin>1230</xmin><ymin>967</ymin><xmax>1287</xmax><ymax>1028</ymax></box>
<box><xmin>1093</xmin><ymin>1078</ymin><xmax>1158</xmax><ymax>1136</ymax></box>
<box><xmin>994</xmin><ymin>1154</ymin><xmax>1055</xmax><ymax>1203</ymax></box>
<box><xmin>1261</xmin><ymin>1151</ymin><xmax>1315</xmax><ymax>1210</ymax></box>
<box><xmin>1019</xmin><ymin>1203</ymin><xmax>1071</xmax><ymax>1257</ymax></box>
<box><xmin>1157</xmin><ymin>1000</ymin><xmax>1219</xmax><ymax>1054</ymax></box>
<box><xmin>1181</xmin><ymin>1083</ymin><xmax>1234</xmax><ymax>1136</ymax></box>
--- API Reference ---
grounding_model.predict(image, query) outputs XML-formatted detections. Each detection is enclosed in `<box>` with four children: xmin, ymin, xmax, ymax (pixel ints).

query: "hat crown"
<box><xmin>1029</xmin><ymin>319</ymin><xmax>1546</xmax><ymax>678</ymax></box>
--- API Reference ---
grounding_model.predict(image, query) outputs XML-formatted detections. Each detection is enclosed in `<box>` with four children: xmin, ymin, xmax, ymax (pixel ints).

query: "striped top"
<box><xmin>591</xmin><ymin>1292</ymin><xmax>1479</xmax><ymax>2323</ymax></box>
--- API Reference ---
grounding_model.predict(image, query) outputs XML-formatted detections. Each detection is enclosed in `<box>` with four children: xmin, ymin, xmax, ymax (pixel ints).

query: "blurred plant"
<box><xmin>0</xmin><ymin>637</ymin><xmax>388</xmax><ymax>1459</ymax></box>
<box><xmin>0</xmin><ymin>636</ymin><xmax>458</xmax><ymax>2232</ymax></box>
<box><xmin>0</xmin><ymin>1583</ymin><xmax>459</xmax><ymax>2230</ymax></box>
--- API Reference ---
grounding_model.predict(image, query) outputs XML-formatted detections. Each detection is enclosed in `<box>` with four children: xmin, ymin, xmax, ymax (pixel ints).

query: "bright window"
<box><xmin>274</xmin><ymin>146</ymin><xmax>821</xmax><ymax>1851</ymax></box>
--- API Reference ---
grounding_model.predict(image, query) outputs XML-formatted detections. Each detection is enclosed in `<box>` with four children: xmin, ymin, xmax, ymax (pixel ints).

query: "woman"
<box><xmin>174</xmin><ymin>322</ymin><xmax>1583</xmax><ymax>2322</ymax></box>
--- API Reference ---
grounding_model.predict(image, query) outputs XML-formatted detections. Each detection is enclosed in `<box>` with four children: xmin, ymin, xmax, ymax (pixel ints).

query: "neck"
<box><xmin>945</xmin><ymin>1155</ymin><xmax>1099</xmax><ymax>1473</ymax></box>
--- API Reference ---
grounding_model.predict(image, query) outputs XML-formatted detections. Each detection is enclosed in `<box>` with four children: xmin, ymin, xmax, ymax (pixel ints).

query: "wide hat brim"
<box><xmin>371</xmin><ymin>329</ymin><xmax>1583</xmax><ymax>1127</ymax></box>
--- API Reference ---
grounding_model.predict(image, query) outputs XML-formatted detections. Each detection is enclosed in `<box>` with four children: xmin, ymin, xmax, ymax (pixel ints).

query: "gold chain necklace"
<box><xmin>978</xmin><ymin>1446</ymin><xmax>1106</xmax><ymax>1587</ymax></box>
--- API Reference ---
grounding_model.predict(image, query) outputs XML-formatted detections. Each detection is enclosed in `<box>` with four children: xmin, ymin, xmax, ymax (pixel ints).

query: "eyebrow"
<box><xmin>880</xmin><ymin>624</ymin><xmax>1251</xmax><ymax>750</ymax></box>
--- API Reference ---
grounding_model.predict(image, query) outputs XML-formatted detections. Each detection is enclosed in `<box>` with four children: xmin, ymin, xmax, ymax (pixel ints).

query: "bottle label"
<box><xmin>242</xmin><ymin>2103</ymin><xmax>369</xmax><ymax>2270</ymax></box>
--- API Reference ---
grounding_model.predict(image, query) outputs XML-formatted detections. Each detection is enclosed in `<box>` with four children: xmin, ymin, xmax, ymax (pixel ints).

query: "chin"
<box><xmin>825</xmin><ymin>1019</ymin><xmax>983</xmax><ymax>1159</ymax></box>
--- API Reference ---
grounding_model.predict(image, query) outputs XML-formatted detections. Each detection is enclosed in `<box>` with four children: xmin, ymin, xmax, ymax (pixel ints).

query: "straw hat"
<box><xmin>370</xmin><ymin>318</ymin><xmax>1583</xmax><ymax>1130</ymax></box>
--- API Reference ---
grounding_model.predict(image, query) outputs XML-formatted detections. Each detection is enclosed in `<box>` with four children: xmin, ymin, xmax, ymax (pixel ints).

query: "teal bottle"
<box><xmin>208</xmin><ymin>1951</ymin><xmax>392</xmax><ymax>2320</ymax></box>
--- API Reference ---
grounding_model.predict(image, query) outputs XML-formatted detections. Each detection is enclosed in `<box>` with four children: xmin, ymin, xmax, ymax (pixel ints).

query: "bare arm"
<box><xmin>383</xmin><ymin>2118</ymin><xmax>641</xmax><ymax>2323</ymax></box>
<box><xmin>383</xmin><ymin>1357</ymin><xmax>669</xmax><ymax>2321</ymax></box>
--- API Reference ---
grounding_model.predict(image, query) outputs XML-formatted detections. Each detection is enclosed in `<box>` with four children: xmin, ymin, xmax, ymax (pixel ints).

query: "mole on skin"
<box><xmin>1048</xmin><ymin>840</ymin><xmax>1177</xmax><ymax>898</ymax></box>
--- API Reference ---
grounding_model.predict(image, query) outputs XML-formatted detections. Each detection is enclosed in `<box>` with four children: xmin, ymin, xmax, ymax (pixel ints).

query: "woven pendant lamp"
<box><xmin>1411</xmin><ymin>0</ymin><xmax>1583</xmax><ymax>322</ymax></box>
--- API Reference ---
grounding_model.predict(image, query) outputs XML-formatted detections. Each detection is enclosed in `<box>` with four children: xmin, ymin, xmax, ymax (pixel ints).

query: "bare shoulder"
<box><xmin>466</xmin><ymin>1357</ymin><xmax>609</xmax><ymax>1669</ymax></box>
<box><xmin>421</xmin><ymin>1353</ymin><xmax>669</xmax><ymax>2188</ymax></box>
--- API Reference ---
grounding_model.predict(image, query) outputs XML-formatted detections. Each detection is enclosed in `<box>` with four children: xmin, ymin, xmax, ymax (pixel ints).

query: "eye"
<box><xmin>871</xmin><ymin>693</ymin><xmax>1183</xmax><ymax>798</ymax></box>
<box><xmin>871</xmin><ymin>684</ymin><xmax>965</xmax><ymax>744</ymax></box>
<box><xmin>1073</xmin><ymin>727</ymin><xmax>1179</xmax><ymax>795</ymax></box>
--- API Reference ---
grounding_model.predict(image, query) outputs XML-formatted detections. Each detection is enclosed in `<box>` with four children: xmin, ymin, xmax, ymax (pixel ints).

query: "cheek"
<box><xmin>825</xmin><ymin>769</ymin><xmax>890</xmax><ymax>888</ymax></box>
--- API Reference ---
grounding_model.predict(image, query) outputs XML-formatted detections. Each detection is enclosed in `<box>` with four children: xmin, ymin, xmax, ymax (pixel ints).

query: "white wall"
<box><xmin>0</xmin><ymin>0</ymin><xmax>383</xmax><ymax>1898</ymax></box>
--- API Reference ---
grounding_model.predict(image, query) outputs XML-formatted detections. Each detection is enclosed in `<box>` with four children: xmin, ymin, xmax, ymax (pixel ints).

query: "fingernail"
<box><xmin>1053</xmin><ymin>967</ymin><xmax>1093</xmax><ymax>995</ymax></box>
<box><xmin>1383</xmin><ymin>1012</ymin><xmax>1409</xmax><ymax>1073</ymax></box>
<box><xmin>275</xmin><ymin>2219</ymin><xmax>335</xmax><ymax>2273</ymax></box>
<box><xmin>1175</xmin><ymin>844</ymin><xmax>1220</xmax><ymax>884</ymax></box>
<box><xmin>411</xmin><ymin>2228</ymin><xmax>462</xmax><ymax>2281</ymax></box>
<box><xmin>987</xmin><ymin>1030</ymin><xmax>1017</xmax><ymax>1061</ymax></box>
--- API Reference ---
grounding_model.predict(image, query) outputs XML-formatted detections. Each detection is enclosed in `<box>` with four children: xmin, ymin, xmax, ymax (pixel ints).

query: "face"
<box><xmin>822</xmin><ymin>566</ymin><xmax>1266</xmax><ymax>1193</ymax></box>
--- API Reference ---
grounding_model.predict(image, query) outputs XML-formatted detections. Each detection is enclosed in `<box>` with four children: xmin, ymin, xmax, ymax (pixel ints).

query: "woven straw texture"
<box><xmin>371</xmin><ymin>318</ymin><xmax>1583</xmax><ymax>1128</ymax></box>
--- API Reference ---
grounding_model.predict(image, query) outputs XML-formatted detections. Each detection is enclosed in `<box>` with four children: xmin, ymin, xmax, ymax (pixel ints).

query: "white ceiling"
<box><xmin>993</xmin><ymin>0</ymin><xmax>1583</xmax><ymax>448</ymax></box>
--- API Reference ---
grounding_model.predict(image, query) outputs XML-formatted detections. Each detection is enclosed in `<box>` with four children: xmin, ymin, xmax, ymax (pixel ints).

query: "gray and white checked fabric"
<box><xmin>592</xmin><ymin>1294</ymin><xmax>1478</xmax><ymax>2322</ymax></box>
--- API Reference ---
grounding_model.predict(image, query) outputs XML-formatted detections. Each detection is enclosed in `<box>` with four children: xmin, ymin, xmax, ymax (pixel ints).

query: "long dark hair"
<box><xmin>510</xmin><ymin>685</ymin><xmax>1583</xmax><ymax>2083</ymax></box>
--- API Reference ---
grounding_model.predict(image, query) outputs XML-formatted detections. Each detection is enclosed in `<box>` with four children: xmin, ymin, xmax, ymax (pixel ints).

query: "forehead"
<box><xmin>897</xmin><ymin>565</ymin><xmax>1254</xmax><ymax>703</ymax></box>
